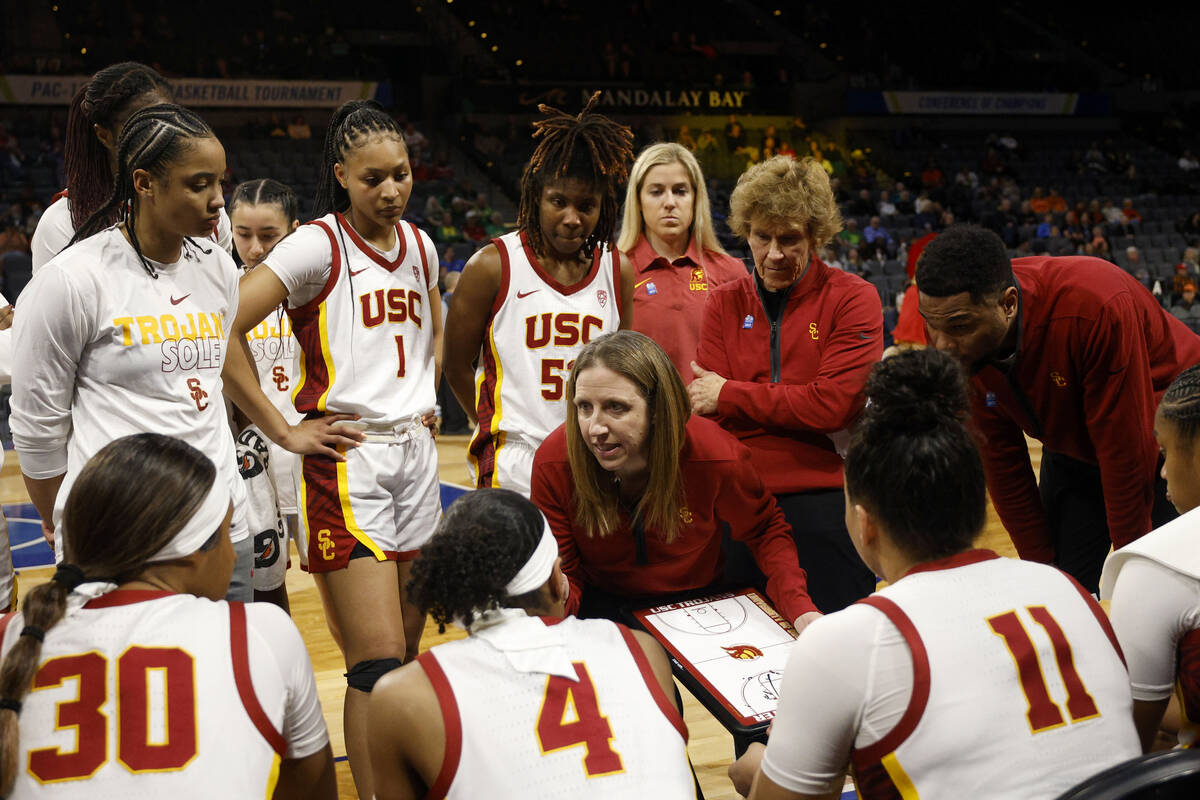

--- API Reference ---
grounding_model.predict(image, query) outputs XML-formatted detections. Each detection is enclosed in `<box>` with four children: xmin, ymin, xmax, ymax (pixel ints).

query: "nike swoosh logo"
<box><xmin>170</xmin><ymin>294</ymin><xmax>190</xmax><ymax>305</ymax></box>
<box><xmin>858</xmin><ymin>332</ymin><xmax>872</xmax><ymax>339</ymax></box>
<box><xmin>517</xmin><ymin>289</ymin><xmax>540</xmax><ymax>298</ymax></box>
<box><xmin>349</xmin><ymin>268</ymin><xmax>368</xmax><ymax>277</ymax></box>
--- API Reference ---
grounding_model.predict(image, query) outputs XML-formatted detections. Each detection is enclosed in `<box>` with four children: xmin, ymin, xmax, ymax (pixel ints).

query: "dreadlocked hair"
<box><xmin>228</xmin><ymin>178</ymin><xmax>299</xmax><ymax>226</ymax></box>
<box><xmin>312</xmin><ymin>100</ymin><xmax>405</xmax><ymax>219</ymax></box>
<box><xmin>69</xmin><ymin>104</ymin><xmax>216</xmax><ymax>279</ymax></box>
<box><xmin>517</xmin><ymin>91</ymin><xmax>634</xmax><ymax>259</ymax></box>
<box><xmin>64</xmin><ymin>62</ymin><xmax>170</xmax><ymax>231</ymax></box>
<box><xmin>1159</xmin><ymin>364</ymin><xmax>1200</xmax><ymax>444</ymax></box>
<box><xmin>407</xmin><ymin>489</ymin><xmax>548</xmax><ymax>633</ymax></box>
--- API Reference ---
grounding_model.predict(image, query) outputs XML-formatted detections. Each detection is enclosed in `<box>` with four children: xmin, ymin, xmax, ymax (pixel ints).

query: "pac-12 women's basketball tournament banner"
<box><xmin>0</xmin><ymin>75</ymin><xmax>379</xmax><ymax>107</ymax></box>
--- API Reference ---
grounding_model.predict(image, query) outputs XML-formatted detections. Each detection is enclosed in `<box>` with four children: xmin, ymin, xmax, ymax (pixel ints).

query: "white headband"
<box><xmin>505</xmin><ymin>516</ymin><xmax>558</xmax><ymax>596</ymax></box>
<box><xmin>147</xmin><ymin>476</ymin><xmax>231</xmax><ymax>563</ymax></box>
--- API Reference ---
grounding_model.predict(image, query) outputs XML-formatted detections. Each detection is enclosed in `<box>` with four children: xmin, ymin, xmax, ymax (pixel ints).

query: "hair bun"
<box><xmin>862</xmin><ymin>349</ymin><xmax>969</xmax><ymax>435</ymax></box>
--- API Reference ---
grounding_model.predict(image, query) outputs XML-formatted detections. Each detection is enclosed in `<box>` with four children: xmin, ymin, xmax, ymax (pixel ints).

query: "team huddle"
<box><xmin>0</xmin><ymin>59</ymin><xmax>1195</xmax><ymax>800</ymax></box>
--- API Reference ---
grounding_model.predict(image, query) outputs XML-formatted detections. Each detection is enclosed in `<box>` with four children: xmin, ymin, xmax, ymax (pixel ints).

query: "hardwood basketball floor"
<box><xmin>1</xmin><ymin>434</ymin><xmax>1030</xmax><ymax>799</ymax></box>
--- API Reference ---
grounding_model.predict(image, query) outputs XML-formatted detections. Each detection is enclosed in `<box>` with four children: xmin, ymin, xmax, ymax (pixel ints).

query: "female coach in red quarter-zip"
<box><xmin>691</xmin><ymin>155</ymin><xmax>883</xmax><ymax>613</ymax></box>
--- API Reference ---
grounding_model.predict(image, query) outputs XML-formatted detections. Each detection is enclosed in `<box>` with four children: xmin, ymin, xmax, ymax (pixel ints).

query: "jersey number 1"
<box><xmin>28</xmin><ymin>647</ymin><xmax>197</xmax><ymax>782</ymax></box>
<box><xmin>988</xmin><ymin>607</ymin><xmax>1100</xmax><ymax>733</ymax></box>
<box><xmin>536</xmin><ymin>662</ymin><xmax>624</xmax><ymax>777</ymax></box>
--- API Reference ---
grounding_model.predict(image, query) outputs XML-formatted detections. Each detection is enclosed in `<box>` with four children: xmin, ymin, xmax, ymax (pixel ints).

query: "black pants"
<box><xmin>1039</xmin><ymin>450</ymin><xmax>1176</xmax><ymax>594</ymax></box>
<box><xmin>723</xmin><ymin>488</ymin><xmax>876</xmax><ymax>615</ymax></box>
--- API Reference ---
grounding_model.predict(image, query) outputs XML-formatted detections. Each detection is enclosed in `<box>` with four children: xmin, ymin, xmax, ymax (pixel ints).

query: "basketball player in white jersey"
<box><xmin>0</xmin><ymin>434</ymin><xmax>334</xmax><ymax>798</ymax></box>
<box><xmin>445</xmin><ymin>93</ymin><xmax>636</xmax><ymax>497</ymax></box>
<box><xmin>733</xmin><ymin>350</ymin><xmax>1140</xmax><ymax>800</ymax></box>
<box><xmin>0</xmin><ymin>291</ymin><xmax>15</xmax><ymax>613</ymax></box>
<box><xmin>31</xmin><ymin>61</ymin><xmax>232</xmax><ymax>272</ymax></box>
<box><xmin>10</xmin><ymin>106</ymin><xmax>353</xmax><ymax>605</ymax></box>
<box><xmin>233</xmin><ymin>100</ymin><xmax>441</xmax><ymax>800</ymax></box>
<box><xmin>369</xmin><ymin>488</ymin><xmax>695</xmax><ymax>800</ymax></box>
<box><xmin>1103</xmin><ymin>364</ymin><xmax>1200</xmax><ymax>750</ymax></box>
<box><xmin>228</xmin><ymin>178</ymin><xmax>305</xmax><ymax>612</ymax></box>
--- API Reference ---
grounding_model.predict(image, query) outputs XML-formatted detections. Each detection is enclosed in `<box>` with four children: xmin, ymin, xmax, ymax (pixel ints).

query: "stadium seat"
<box><xmin>1053</xmin><ymin>749</ymin><xmax>1200</xmax><ymax>800</ymax></box>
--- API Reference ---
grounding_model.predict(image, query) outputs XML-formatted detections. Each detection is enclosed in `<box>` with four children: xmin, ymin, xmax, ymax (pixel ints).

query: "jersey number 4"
<box><xmin>536</xmin><ymin>662</ymin><xmax>624</xmax><ymax>777</ymax></box>
<box><xmin>27</xmin><ymin>647</ymin><xmax>196</xmax><ymax>783</ymax></box>
<box><xmin>988</xmin><ymin>607</ymin><xmax>1100</xmax><ymax>733</ymax></box>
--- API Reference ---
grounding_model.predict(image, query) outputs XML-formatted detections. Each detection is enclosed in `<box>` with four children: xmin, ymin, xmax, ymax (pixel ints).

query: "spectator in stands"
<box><xmin>695</xmin><ymin>129</ymin><xmax>718</xmax><ymax>154</ymax></box>
<box><xmin>1122</xmin><ymin>197</ymin><xmax>1143</xmax><ymax>226</ymax></box>
<box><xmin>1049</xmin><ymin>188</ymin><xmax>1068</xmax><ymax>214</ymax></box>
<box><xmin>1181</xmin><ymin>248</ymin><xmax>1200</xmax><ymax>276</ymax></box>
<box><xmin>1102</xmin><ymin>199</ymin><xmax>1125</xmax><ymax>226</ymax></box>
<box><xmin>844</xmin><ymin>246</ymin><xmax>863</xmax><ymax>273</ymax></box>
<box><xmin>676</xmin><ymin>124</ymin><xmax>697</xmax><ymax>152</ymax></box>
<box><xmin>878</xmin><ymin>190</ymin><xmax>896</xmax><ymax>217</ymax></box>
<box><xmin>914</xmin><ymin>197</ymin><xmax>939</xmax><ymax>231</ymax></box>
<box><xmin>617</xmin><ymin>142</ymin><xmax>746</xmax><ymax>383</ymax></box>
<box><xmin>862</xmin><ymin>216</ymin><xmax>892</xmax><ymax>257</ymax></box>
<box><xmin>0</xmin><ymin>221</ymin><xmax>29</xmax><ymax>256</ymax></box>
<box><xmin>848</xmin><ymin>189</ymin><xmax>874</xmax><ymax>217</ymax></box>
<box><xmin>838</xmin><ymin>217</ymin><xmax>863</xmax><ymax>250</ymax></box>
<box><xmin>1173</xmin><ymin>263</ymin><xmax>1193</xmax><ymax>299</ymax></box>
<box><xmin>1085</xmin><ymin>142</ymin><xmax>1108</xmax><ymax>173</ymax></box>
<box><xmin>440</xmin><ymin>245</ymin><xmax>466</xmax><ymax>275</ymax></box>
<box><xmin>1029</xmin><ymin>187</ymin><xmax>1050</xmax><ymax>215</ymax></box>
<box><xmin>1179</xmin><ymin>150</ymin><xmax>1200</xmax><ymax>171</ymax></box>
<box><xmin>484</xmin><ymin>210</ymin><xmax>507</xmax><ymax>238</ymax></box>
<box><xmin>983</xmin><ymin>198</ymin><xmax>1019</xmax><ymax>247</ymax></box>
<box><xmin>463</xmin><ymin>211</ymin><xmax>487</xmax><ymax>243</ymax></box>
<box><xmin>1181</xmin><ymin>212</ymin><xmax>1200</xmax><ymax>241</ymax></box>
<box><xmin>403</xmin><ymin>123</ymin><xmax>428</xmax><ymax>161</ymax></box>
<box><xmin>432</xmin><ymin>210</ymin><xmax>462</xmax><ymax>243</ymax></box>
<box><xmin>1064</xmin><ymin>211</ymin><xmax>1087</xmax><ymax>249</ymax></box>
<box><xmin>822</xmin><ymin>246</ymin><xmax>844</xmax><ymax>270</ymax></box>
<box><xmin>895</xmin><ymin>188</ymin><xmax>915</xmax><ymax>215</ymax></box>
<box><xmin>1128</xmin><ymin>246</ymin><xmax>1143</xmax><ymax>269</ymax></box>
<box><xmin>286</xmin><ymin>115</ymin><xmax>311</xmax><ymax>140</ymax></box>
<box><xmin>724</xmin><ymin>115</ymin><xmax>745</xmax><ymax>153</ymax></box>
<box><xmin>1170</xmin><ymin>283</ymin><xmax>1200</xmax><ymax>328</ymax></box>
<box><xmin>1090</xmin><ymin>225</ymin><xmax>1111</xmax><ymax>257</ymax></box>
<box><xmin>691</xmin><ymin>155</ymin><xmax>882</xmax><ymax>613</ymax></box>
<box><xmin>918</xmin><ymin>224</ymin><xmax>1199</xmax><ymax>593</ymax></box>
<box><xmin>1036</xmin><ymin>213</ymin><xmax>1054</xmax><ymax>239</ymax></box>
<box><xmin>268</xmin><ymin>114</ymin><xmax>287</xmax><ymax>137</ymax></box>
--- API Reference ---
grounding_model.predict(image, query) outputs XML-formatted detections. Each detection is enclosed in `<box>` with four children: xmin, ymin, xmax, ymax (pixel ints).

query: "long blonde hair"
<box><xmin>565</xmin><ymin>332</ymin><xmax>689</xmax><ymax>542</ymax></box>
<box><xmin>617</xmin><ymin>142</ymin><xmax>727</xmax><ymax>256</ymax></box>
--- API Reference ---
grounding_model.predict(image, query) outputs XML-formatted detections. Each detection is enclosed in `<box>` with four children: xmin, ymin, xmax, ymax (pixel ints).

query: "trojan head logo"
<box><xmin>809</xmin><ymin>322</ymin><xmax>820</xmax><ymax>341</ymax></box>
<box><xmin>691</xmin><ymin>267</ymin><xmax>706</xmax><ymax>283</ymax></box>
<box><xmin>413</xmin><ymin>265</ymin><xmax>421</xmax><ymax>283</ymax></box>
<box><xmin>596</xmin><ymin>289</ymin><xmax>608</xmax><ymax>308</ymax></box>
<box><xmin>679</xmin><ymin>507</ymin><xmax>694</xmax><ymax>524</ymax></box>
<box><xmin>186</xmin><ymin>377</ymin><xmax>209</xmax><ymax>411</ymax></box>
<box><xmin>722</xmin><ymin>644</ymin><xmax>764</xmax><ymax>660</ymax></box>
<box><xmin>689</xmin><ymin>267</ymin><xmax>708</xmax><ymax>291</ymax></box>
<box><xmin>1050</xmin><ymin>371</ymin><xmax>1067</xmax><ymax>387</ymax></box>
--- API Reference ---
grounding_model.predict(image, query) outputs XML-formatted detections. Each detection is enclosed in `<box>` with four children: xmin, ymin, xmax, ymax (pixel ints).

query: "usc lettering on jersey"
<box><xmin>851</xmin><ymin>552</ymin><xmax>1139</xmax><ymax>800</ymax></box>
<box><xmin>419</xmin><ymin>614</ymin><xmax>693</xmax><ymax>799</ymax></box>
<box><xmin>469</xmin><ymin>230</ymin><xmax>622</xmax><ymax>489</ymax></box>
<box><xmin>285</xmin><ymin>213</ymin><xmax>437</xmax><ymax>426</ymax></box>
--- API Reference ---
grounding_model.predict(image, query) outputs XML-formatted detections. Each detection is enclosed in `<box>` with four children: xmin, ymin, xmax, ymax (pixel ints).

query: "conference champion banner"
<box><xmin>0</xmin><ymin>75</ymin><xmax>379</xmax><ymax>107</ymax></box>
<box><xmin>846</xmin><ymin>90</ymin><xmax>1111</xmax><ymax>116</ymax></box>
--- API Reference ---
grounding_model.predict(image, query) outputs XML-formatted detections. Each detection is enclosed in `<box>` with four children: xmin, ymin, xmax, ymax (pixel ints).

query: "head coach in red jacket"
<box><xmin>917</xmin><ymin>224</ymin><xmax>1200</xmax><ymax>592</ymax></box>
<box><xmin>690</xmin><ymin>155</ymin><xmax>883</xmax><ymax>613</ymax></box>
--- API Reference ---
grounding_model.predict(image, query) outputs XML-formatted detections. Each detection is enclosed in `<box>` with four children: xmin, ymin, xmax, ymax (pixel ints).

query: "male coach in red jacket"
<box><xmin>917</xmin><ymin>224</ymin><xmax>1200</xmax><ymax>591</ymax></box>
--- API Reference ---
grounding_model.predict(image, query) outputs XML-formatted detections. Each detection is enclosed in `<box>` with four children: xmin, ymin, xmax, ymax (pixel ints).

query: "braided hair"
<box><xmin>63</xmin><ymin>62</ymin><xmax>171</xmax><ymax>231</ymax></box>
<box><xmin>517</xmin><ymin>91</ymin><xmax>634</xmax><ymax>259</ymax></box>
<box><xmin>312</xmin><ymin>100</ymin><xmax>405</xmax><ymax>219</ymax></box>
<box><xmin>1159</xmin><ymin>364</ymin><xmax>1200</xmax><ymax>443</ymax></box>
<box><xmin>69</xmin><ymin>104</ymin><xmax>216</xmax><ymax>279</ymax></box>
<box><xmin>0</xmin><ymin>434</ymin><xmax>219</xmax><ymax>796</ymax></box>
<box><xmin>407</xmin><ymin>489</ymin><xmax>548</xmax><ymax>632</ymax></box>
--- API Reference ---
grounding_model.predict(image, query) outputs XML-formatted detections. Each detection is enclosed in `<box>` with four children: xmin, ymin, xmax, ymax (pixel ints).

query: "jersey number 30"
<box><xmin>536</xmin><ymin>662</ymin><xmax>624</xmax><ymax>777</ymax></box>
<box><xmin>989</xmin><ymin>607</ymin><xmax>1100</xmax><ymax>734</ymax></box>
<box><xmin>28</xmin><ymin>647</ymin><xmax>196</xmax><ymax>783</ymax></box>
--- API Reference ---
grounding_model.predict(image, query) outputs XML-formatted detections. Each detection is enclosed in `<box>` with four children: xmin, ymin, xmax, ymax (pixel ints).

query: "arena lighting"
<box><xmin>773</xmin><ymin>8</ymin><xmax>781</xmax><ymax>14</ymax></box>
<box><xmin>515</xmin><ymin>59</ymin><xmax>524</xmax><ymax>66</ymax></box>
<box><xmin>491</xmin><ymin>45</ymin><xmax>498</xmax><ymax>52</ymax></box>
<box><xmin>468</xmin><ymin>20</ymin><xmax>475</xmax><ymax>26</ymax></box>
<box><xmin>481</xmin><ymin>32</ymin><xmax>487</xmax><ymax>38</ymax></box>
<box><xmin>80</xmin><ymin>47</ymin><xmax>86</xmax><ymax>54</ymax></box>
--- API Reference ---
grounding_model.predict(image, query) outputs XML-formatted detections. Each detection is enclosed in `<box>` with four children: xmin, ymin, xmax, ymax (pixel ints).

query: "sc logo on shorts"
<box><xmin>318</xmin><ymin>529</ymin><xmax>336</xmax><ymax>560</ymax></box>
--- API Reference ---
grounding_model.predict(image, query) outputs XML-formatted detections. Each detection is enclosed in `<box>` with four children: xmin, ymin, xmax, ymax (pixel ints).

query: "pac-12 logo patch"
<box><xmin>413</xmin><ymin>265</ymin><xmax>421</xmax><ymax>282</ymax></box>
<box><xmin>596</xmin><ymin>289</ymin><xmax>608</xmax><ymax>307</ymax></box>
<box><xmin>743</xmin><ymin>314</ymin><xmax>754</xmax><ymax>329</ymax></box>
<box><xmin>985</xmin><ymin>391</ymin><xmax>998</xmax><ymax>407</ymax></box>
<box><xmin>722</xmin><ymin>644</ymin><xmax>763</xmax><ymax>660</ymax></box>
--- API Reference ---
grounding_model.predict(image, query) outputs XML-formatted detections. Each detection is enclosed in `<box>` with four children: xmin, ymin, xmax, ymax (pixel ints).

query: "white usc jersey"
<box><xmin>850</xmin><ymin>553</ymin><xmax>1139</xmax><ymax>800</ymax></box>
<box><xmin>469</xmin><ymin>230</ymin><xmax>622</xmax><ymax>488</ymax></box>
<box><xmin>246</xmin><ymin>306</ymin><xmax>302</xmax><ymax>426</ymax></box>
<box><xmin>32</xmin><ymin>193</ymin><xmax>233</xmax><ymax>272</ymax></box>
<box><xmin>0</xmin><ymin>589</ymin><xmax>328</xmax><ymax>799</ymax></box>
<box><xmin>419</xmin><ymin>615</ymin><xmax>693</xmax><ymax>800</ymax></box>
<box><xmin>266</xmin><ymin>213</ymin><xmax>437</xmax><ymax>426</ymax></box>
<box><xmin>11</xmin><ymin>227</ymin><xmax>248</xmax><ymax>541</ymax></box>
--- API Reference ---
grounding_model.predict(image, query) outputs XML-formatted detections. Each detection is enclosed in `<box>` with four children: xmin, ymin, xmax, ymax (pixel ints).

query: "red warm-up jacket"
<box><xmin>696</xmin><ymin>258</ymin><xmax>883</xmax><ymax>494</ymax></box>
<box><xmin>971</xmin><ymin>256</ymin><xmax>1200</xmax><ymax>560</ymax></box>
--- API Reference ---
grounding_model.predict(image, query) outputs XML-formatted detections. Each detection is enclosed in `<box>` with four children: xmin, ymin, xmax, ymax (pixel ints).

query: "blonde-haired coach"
<box><xmin>617</xmin><ymin>142</ymin><xmax>747</xmax><ymax>383</ymax></box>
<box><xmin>690</xmin><ymin>155</ymin><xmax>882</xmax><ymax>613</ymax></box>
